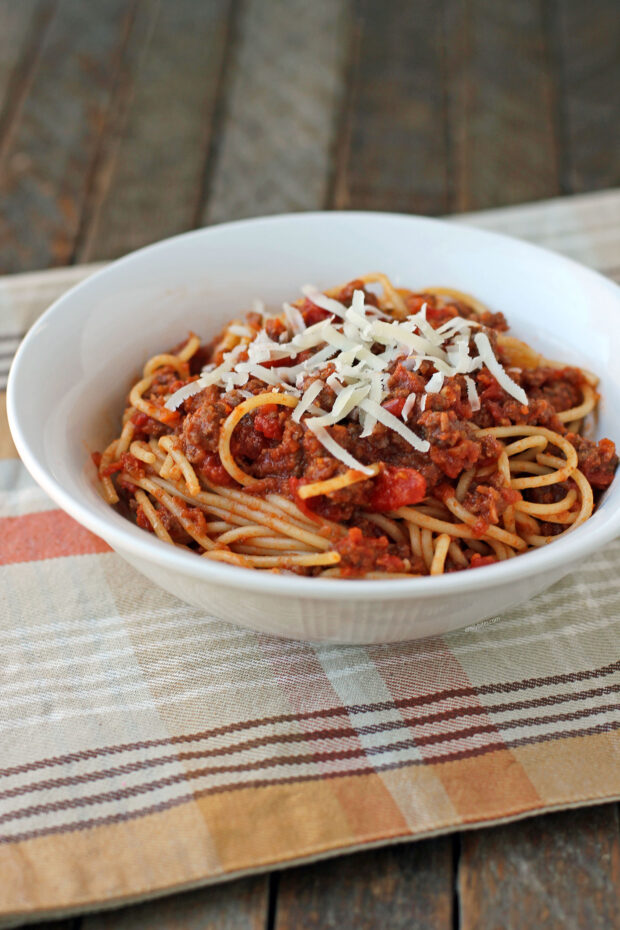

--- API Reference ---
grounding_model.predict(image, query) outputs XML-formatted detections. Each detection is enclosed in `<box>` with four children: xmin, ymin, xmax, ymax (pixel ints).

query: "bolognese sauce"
<box><xmin>95</xmin><ymin>275</ymin><xmax>617</xmax><ymax>578</ymax></box>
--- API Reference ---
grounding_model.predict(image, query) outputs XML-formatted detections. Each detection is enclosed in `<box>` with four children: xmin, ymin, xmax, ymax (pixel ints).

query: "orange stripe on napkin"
<box><xmin>0</xmin><ymin>509</ymin><xmax>110</xmax><ymax>565</ymax></box>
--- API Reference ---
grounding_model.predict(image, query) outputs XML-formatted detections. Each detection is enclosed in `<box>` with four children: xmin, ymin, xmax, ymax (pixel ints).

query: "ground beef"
<box><xmin>407</xmin><ymin>294</ymin><xmax>508</xmax><ymax>332</ymax></box>
<box><xmin>472</xmin><ymin>370</ymin><xmax>563</xmax><ymax>431</ymax></box>
<box><xmin>335</xmin><ymin>280</ymin><xmax>379</xmax><ymax>307</ymax></box>
<box><xmin>249</xmin><ymin>419</ymin><xmax>305</xmax><ymax>478</ymax></box>
<box><xmin>463</xmin><ymin>481</ymin><xmax>521</xmax><ymax>527</ymax></box>
<box><xmin>179</xmin><ymin>386</ymin><xmax>230</xmax><ymax>463</ymax></box>
<box><xmin>334</xmin><ymin>527</ymin><xmax>409</xmax><ymax>577</ymax></box>
<box><xmin>567</xmin><ymin>433</ymin><xmax>618</xmax><ymax>489</ymax></box>
<box><xmin>418</xmin><ymin>410</ymin><xmax>481</xmax><ymax>478</ymax></box>
<box><xmin>520</xmin><ymin>366</ymin><xmax>584</xmax><ymax>413</ymax></box>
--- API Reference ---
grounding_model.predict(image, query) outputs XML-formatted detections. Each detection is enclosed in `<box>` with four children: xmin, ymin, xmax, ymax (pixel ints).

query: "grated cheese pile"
<box><xmin>165</xmin><ymin>287</ymin><xmax>528</xmax><ymax>473</ymax></box>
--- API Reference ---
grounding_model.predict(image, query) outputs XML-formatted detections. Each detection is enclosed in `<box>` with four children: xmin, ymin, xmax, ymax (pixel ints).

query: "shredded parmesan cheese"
<box><xmin>166</xmin><ymin>284</ymin><xmax>528</xmax><ymax>470</ymax></box>
<box><xmin>401</xmin><ymin>392</ymin><xmax>417</xmax><ymax>421</ymax></box>
<box><xmin>425</xmin><ymin>372</ymin><xmax>444</xmax><ymax>394</ymax></box>
<box><xmin>359</xmin><ymin>399</ymin><xmax>430</xmax><ymax>452</ymax></box>
<box><xmin>301</xmin><ymin>286</ymin><xmax>347</xmax><ymax>319</ymax></box>
<box><xmin>473</xmin><ymin>333</ymin><xmax>528</xmax><ymax>406</ymax></box>
<box><xmin>292</xmin><ymin>380</ymin><xmax>324</xmax><ymax>422</ymax></box>
<box><xmin>309</xmin><ymin>384</ymin><xmax>371</xmax><ymax>428</ymax></box>
<box><xmin>228</xmin><ymin>324</ymin><xmax>253</xmax><ymax>337</ymax></box>
<box><xmin>283</xmin><ymin>303</ymin><xmax>306</xmax><ymax>335</ymax></box>
<box><xmin>165</xmin><ymin>344</ymin><xmax>245</xmax><ymax>410</ymax></box>
<box><xmin>306</xmin><ymin>422</ymin><xmax>374</xmax><ymax>475</ymax></box>
<box><xmin>360</xmin><ymin>372</ymin><xmax>385</xmax><ymax>438</ymax></box>
<box><xmin>465</xmin><ymin>375</ymin><xmax>481</xmax><ymax>412</ymax></box>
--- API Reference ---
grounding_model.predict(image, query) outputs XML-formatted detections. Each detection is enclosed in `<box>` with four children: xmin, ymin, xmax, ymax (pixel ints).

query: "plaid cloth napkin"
<box><xmin>1</xmin><ymin>193</ymin><xmax>620</xmax><ymax>926</ymax></box>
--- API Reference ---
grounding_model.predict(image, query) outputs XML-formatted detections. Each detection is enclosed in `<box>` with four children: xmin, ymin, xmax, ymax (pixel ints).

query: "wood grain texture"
<box><xmin>333</xmin><ymin>0</ymin><xmax>449</xmax><ymax>214</ymax></box>
<box><xmin>551</xmin><ymin>0</ymin><xmax>620</xmax><ymax>194</ymax></box>
<box><xmin>203</xmin><ymin>0</ymin><xmax>350</xmax><ymax>224</ymax></box>
<box><xmin>25</xmin><ymin>921</ymin><xmax>80</xmax><ymax>930</ymax></box>
<box><xmin>445</xmin><ymin>0</ymin><xmax>560</xmax><ymax>211</ymax></box>
<box><xmin>0</xmin><ymin>0</ymin><xmax>136</xmax><ymax>274</ymax></box>
<box><xmin>274</xmin><ymin>839</ymin><xmax>454</xmax><ymax>930</ymax></box>
<box><xmin>81</xmin><ymin>877</ymin><xmax>268</xmax><ymax>930</ymax></box>
<box><xmin>455</xmin><ymin>187</ymin><xmax>620</xmax><ymax>281</ymax></box>
<box><xmin>77</xmin><ymin>0</ymin><xmax>232</xmax><ymax>262</ymax></box>
<box><xmin>458</xmin><ymin>804</ymin><xmax>620</xmax><ymax>930</ymax></box>
<box><xmin>0</xmin><ymin>0</ymin><xmax>53</xmax><ymax>157</ymax></box>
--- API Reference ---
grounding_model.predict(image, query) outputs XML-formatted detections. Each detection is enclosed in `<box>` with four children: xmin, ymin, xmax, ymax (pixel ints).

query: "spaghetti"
<box><xmin>94</xmin><ymin>275</ymin><xmax>618</xmax><ymax>578</ymax></box>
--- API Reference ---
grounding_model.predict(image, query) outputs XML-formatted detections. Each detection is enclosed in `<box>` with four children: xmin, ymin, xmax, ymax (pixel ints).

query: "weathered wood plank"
<box><xmin>458</xmin><ymin>804</ymin><xmax>620</xmax><ymax>930</ymax></box>
<box><xmin>78</xmin><ymin>881</ymin><xmax>265</xmax><ymax>930</ymax></box>
<box><xmin>274</xmin><ymin>838</ymin><xmax>454</xmax><ymax>930</ymax></box>
<box><xmin>333</xmin><ymin>0</ymin><xmax>449</xmax><ymax>215</ymax></box>
<box><xmin>454</xmin><ymin>187</ymin><xmax>620</xmax><ymax>281</ymax></box>
<box><xmin>77</xmin><ymin>0</ymin><xmax>232</xmax><ymax>262</ymax></box>
<box><xmin>203</xmin><ymin>0</ymin><xmax>350</xmax><ymax>225</ymax></box>
<box><xmin>0</xmin><ymin>0</ymin><xmax>136</xmax><ymax>274</ymax></box>
<box><xmin>445</xmin><ymin>0</ymin><xmax>560</xmax><ymax>212</ymax></box>
<box><xmin>0</xmin><ymin>0</ymin><xmax>53</xmax><ymax>154</ymax></box>
<box><xmin>25</xmin><ymin>921</ymin><xmax>80</xmax><ymax>930</ymax></box>
<box><xmin>80</xmin><ymin>877</ymin><xmax>268</xmax><ymax>930</ymax></box>
<box><xmin>550</xmin><ymin>0</ymin><xmax>620</xmax><ymax>194</ymax></box>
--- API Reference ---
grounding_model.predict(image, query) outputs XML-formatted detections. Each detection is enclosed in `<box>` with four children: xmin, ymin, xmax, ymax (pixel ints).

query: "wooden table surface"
<box><xmin>1</xmin><ymin>2</ymin><xmax>618</xmax><ymax>927</ymax></box>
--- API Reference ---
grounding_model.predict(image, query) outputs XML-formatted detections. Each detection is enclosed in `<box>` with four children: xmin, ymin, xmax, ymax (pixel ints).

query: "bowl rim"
<box><xmin>7</xmin><ymin>209</ymin><xmax>620</xmax><ymax>603</ymax></box>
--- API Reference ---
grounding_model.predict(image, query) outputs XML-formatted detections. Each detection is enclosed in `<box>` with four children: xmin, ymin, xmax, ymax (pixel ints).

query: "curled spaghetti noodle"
<box><xmin>298</xmin><ymin>464</ymin><xmax>381</xmax><ymax>500</ymax></box>
<box><xmin>219</xmin><ymin>393</ymin><xmax>299</xmax><ymax>486</ymax></box>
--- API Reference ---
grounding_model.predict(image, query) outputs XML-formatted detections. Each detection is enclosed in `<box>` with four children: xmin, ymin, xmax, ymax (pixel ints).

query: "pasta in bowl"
<box><xmin>95</xmin><ymin>274</ymin><xmax>616</xmax><ymax>580</ymax></box>
<box><xmin>8</xmin><ymin>211</ymin><xmax>620</xmax><ymax>641</ymax></box>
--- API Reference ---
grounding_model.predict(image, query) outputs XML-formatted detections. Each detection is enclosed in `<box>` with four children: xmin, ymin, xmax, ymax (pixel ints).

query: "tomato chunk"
<box><xmin>100</xmin><ymin>460</ymin><xmax>124</xmax><ymax>477</ymax></box>
<box><xmin>300</xmin><ymin>298</ymin><xmax>331</xmax><ymax>327</ymax></box>
<box><xmin>200</xmin><ymin>452</ymin><xmax>236</xmax><ymax>486</ymax></box>
<box><xmin>260</xmin><ymin>356</ymin><xmax>294</xmax><ymax>369</ymax></box>
<box><xmin>382</xmin><ymin>396</ymin><xmax>406</xmax><ymax>417</ymax></box>
<box><xmin>369</xmin><ymin>466</ymin><xmax>426</xmax><ymax>512</ymax></box>
<box><xmin>469</xmin><ymin>554</ymin><xmax>497</xmax><ymax>569</ymax></box>
<box><xmin>253</xmin><ymin>405</ymin><xmax>284</xmax><ymax>441</ymax></box>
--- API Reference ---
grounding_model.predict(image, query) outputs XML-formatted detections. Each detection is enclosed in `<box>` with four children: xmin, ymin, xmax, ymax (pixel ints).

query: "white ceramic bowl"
<box><xmin>8</xmin><ymin>213</ymin><xmax>620</xmax><ymax>642</ymax></box>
